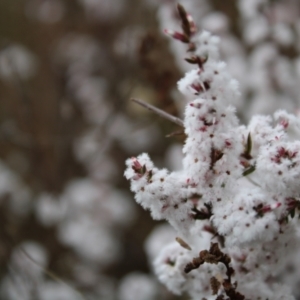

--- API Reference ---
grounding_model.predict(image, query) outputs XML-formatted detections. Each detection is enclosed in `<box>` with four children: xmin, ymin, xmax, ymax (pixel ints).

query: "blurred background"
<box><xmin>0</xmin><ymin>0</ymin><xmax>300</xmax><ymax>299</ymax></box>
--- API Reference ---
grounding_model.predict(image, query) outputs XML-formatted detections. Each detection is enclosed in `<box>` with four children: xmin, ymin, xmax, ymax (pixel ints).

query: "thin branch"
<box><xmin>166</xmin><ymin>129</ymin><xmax>185</xmax><ymax>138</ymax></box>
<box><xmin>19</xmin><ymin>247</ymin><xmax>87</xmax><ymax>300</ymax></box>
<box><xmin>131</xmin><ymin>98</ymin><xmax>184</xmax><ymax>127</ymax></box>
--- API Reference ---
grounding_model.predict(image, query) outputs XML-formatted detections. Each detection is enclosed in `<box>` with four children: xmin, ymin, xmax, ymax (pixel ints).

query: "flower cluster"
<box><xmin>149</xmin><ymin>0</ymin><xmax>300</xmax><ymax>121</ymax></box>
<box><xmin>125</xmin><ymin>5</ymin><xmax>300</xmax><ymax>300</ymax></box>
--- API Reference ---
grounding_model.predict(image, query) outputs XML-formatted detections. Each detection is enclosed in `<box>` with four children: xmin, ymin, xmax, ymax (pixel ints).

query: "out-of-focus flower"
<box><xmin>0</xmin><ymin>45</ymin><xmax>38</xmax><ymax>81</ymax></box>
<box><xmin>25</xmin><ymin>0</ymin><xmax>65</xmax><ymax>24</ymax></box>
<box><xmin>118</xmin><ymin>272</ymin><xmax>159</xmax><ymax>300</ymax></box>
<box><xmin>78</xmin><ymin>0</ymin><xmax>126</xmax><ymax>23</ymax></box>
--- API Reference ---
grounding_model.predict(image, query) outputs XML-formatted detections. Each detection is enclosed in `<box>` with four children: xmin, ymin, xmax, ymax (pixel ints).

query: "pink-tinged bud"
<box><xmin>262</xmin><ymin>203</ymin><xmax>281</xmax><ymax>213</ymax></box>
<box><xmin>255</xmin><ymin>202</ymin><xmax>281</xmax><ymax>216</ymax></box>
<box><xmin>289</xmin><ymin>151</ymin><xmax>297</xmax><ymax>158</ymax></box>
<box><xmin>225</xmin><ymin>139</ymin><xmax>232</xmax><ymax>147</ymax></box>
<box><xmin>240</xmin><ymin>160</ymin><xmax>250</xmax><ymax>168</ymax></box>
<box><xmin>272</xmin><ymin>202</ymin><xmax>282</xmax><ymax>209</ymax></box>
<box><xmin>232</xmin><ymin>253</ymin><xmax>247</xmax><ymax>263</ymax></box>
<box><xmin>280</xmin><ymin>118</ymin><xmax>289</xmax><ymax>129</ymax></box>
<box><xmin>186</xmin><ymin>178</ymin><xmax>197</xmax><ymax>187</ymax></box>
<box><xmin>161</xmin><ymin>204</ymin><xmax>170</xmax><ymax>212</ymax></box>
<box><xmin>164</xmin><ymin>29</ymin><xmax>189</xmax><ymax>43</ymax></box>
<box><xmin>202</xmin><ymin>225</ymin><xmax>215</xmax><ymax>235</ymax></box>
<box><xmin>132</xmin><ymin>174</ymin><xmax>143</xmax><ymax>180</ymax></box>
<box><xmin>262</xmin><ymin>205</ymin><xmax>271</xmax><ymax>213</ymax></box>
<box><xmin>188</xmin><ymin>42</ymin><xmax>196</xmax><ymax>52</ymax></box>
<box><xmin>272</xmin><ymin>147</ymin><xmax>298</xmax><ymax>163</ymax></box>
<box><xmin>278</xmin><ymin>147</ymin><xmax>286</xmax><ymax>157</ymax></box>
<box><xmin>132</xmin><ymin>157</ymin><xmax>142</xmax><ymax>170</ymax></box>
<box><xmin>191</xmin><ymin>82</ymin><xmax>204</xmax><ymax>94</ymax></box>
<box><xmin>286</xmin><ymin>198</ymin><xmax>298</xmax><ymax>207</ymax></box>
<box><xmin>190</xmin><ymin>102</ymin><xmax>201</xmax><ymax>108</ymax></box>
<box><xmin>272</xmin><ymin>147</ymin><xmax>286</xmax><ymax>163</ymax></box>
<box><xmin>187</xmin><ymin>14</ymin><xmax>197</xmax><ymax>34</ymax></box>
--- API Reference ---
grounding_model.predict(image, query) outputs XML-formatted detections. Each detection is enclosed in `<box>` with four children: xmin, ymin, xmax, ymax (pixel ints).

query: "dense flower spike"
<box><xmin>125</xmin><ymin>4</ymin><xmax>300</xmax><ymax>300</ymax></box>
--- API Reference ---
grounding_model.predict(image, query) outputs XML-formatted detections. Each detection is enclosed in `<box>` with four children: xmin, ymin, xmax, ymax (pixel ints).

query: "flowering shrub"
<box><xmin>125</xmin><ymin>5</ymin><xmax>300</xmax><ymax>300</ymax></box>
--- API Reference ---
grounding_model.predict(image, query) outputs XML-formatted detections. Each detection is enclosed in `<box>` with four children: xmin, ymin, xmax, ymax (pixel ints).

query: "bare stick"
<box><xmin>19</xmin><ymin>247</ymin><xmax>87</xmax><ymax>300</ymax></box>
<box><xmin>131</xmin><ymin>98</ymin><xmax>184</xmax><ymax>127</ymax></box>
<box><xmin>166</xmin><ymin>130</ymin><xmax>185</xmax><ymax>138</ymax></box>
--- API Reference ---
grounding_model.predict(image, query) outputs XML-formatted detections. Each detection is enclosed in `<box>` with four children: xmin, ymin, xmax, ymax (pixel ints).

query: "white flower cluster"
<box><xmin>125</xmin><ymin>7</ymin><xmax>300</xmax><ymax>299</ymax></box>
<box><xmin>150</xmin><ymin>0</ymin><xmax>300</xmax><ymax>120</ymax></box>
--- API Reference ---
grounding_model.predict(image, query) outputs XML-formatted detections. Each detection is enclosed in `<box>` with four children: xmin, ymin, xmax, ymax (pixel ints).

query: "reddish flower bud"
<box><xmin>164</xmin><ymin>29</ymin><xmax>190</xmax><ymax>43</ymax></box>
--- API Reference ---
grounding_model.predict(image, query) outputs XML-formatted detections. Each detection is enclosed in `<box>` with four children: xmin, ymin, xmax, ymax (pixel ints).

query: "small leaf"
<box><xmin>147</xmin><ymin>170</ymin><xmax>153</xmax><ymax>182</ymax></box>
<box><xmin>177</xmin><ymin>4</ymin><xmax>191</xmax><ymax>38</ymax></box>
<box><xmin>176</xmin><ymin>237</ymin><xmax>192</xmax><ymax>250</ymax></box>
<box><xmin>185</xmin><ymin>57</ymin><xmax>199</xmax><ymax>64</ymax></box>
<box><xmin>246</xmin><ymin>133</ymin><xmax>252</xmax><ymax>154</ymax></box>
<box><xmin>290</xmin><ymin>208</ymin><xmax>295</xmax><ymax>218</ymax></box>
<box><xmin>242</xmin><ymin>164</ymin><xmax>256</xmax><ymax>176</ymax></box>
<box><xmin>242</xmin><ymin>132</ymin><xmax>252</xmax><ymax>159</ymax></box>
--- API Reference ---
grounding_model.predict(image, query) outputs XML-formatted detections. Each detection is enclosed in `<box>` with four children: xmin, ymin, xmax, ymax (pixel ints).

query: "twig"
<box><xmin>166</xmin><ymin>129</ymin><xmax>185</xmax><ymax>138</ymax></box>
<box><xmin>19</xmin><ymin>247</ymin><xmax>87</xmax><ymax>300</ymax></box>
<box><xmin>131</xmin><ymin>98</ymin><xmax>184</xmax><ymax>127</ymax></box>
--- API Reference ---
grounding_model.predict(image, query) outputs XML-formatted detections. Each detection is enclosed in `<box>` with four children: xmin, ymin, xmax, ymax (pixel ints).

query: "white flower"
<box><xmin>125</xmin><ymin>15</ymin><xmax>299</xmax><ymax>299</ymax></box>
